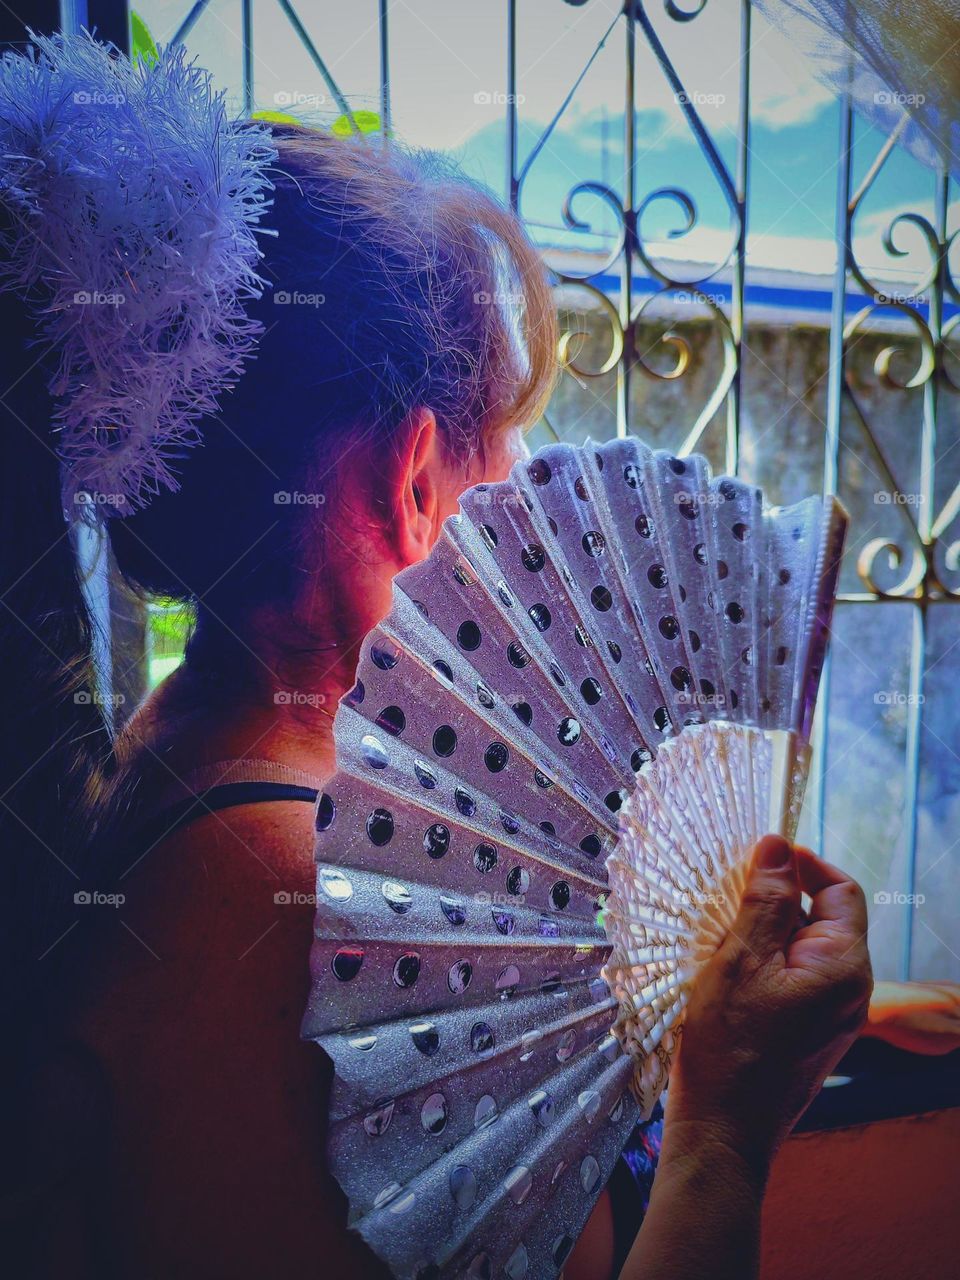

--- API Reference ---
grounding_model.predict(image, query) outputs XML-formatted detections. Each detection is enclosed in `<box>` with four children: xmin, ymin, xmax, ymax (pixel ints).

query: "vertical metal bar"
<box><xmin>921</xmin><ymin>169</ymin><xmax>947</xmax><ymax>533</ymax></box>
<box><xmin>379</xmin><ymin>0</ymin><xmax>391</xmax><ymax>142</ymax></box>
<box><xmin>169</xmin><ymin>0</ymin><xmax>214</xmax><ymax>49</ymax></box>
<box><xmin>66</xmin><ymin>2</ymin><xmax>140</xmax><ymax>58</ymax></box>
<box><xmin>276</xmin><ymin>0</ymin><xmax>356</xmax><ymax>123</ymax></box>
<box><xmin>618</xmin><ymin>5</ymin><xmax>637</xmax><ymax>439</ymax></box>
<box><xmin>901</xmin><ymin>604</ymin><xmax>924</xmax><ymax>979</ymax></box>
<box><xmin>900</xmin><ymin>167</ymin><xmax>948</xmax><ymax>979</ymax></box>
<box><xmin>726</xmin><ymin>0</ymin><xmax>750</xmax><ymax>477</ymax></box>
<box><xmin>814</xmin><ymin>89</ymin><xmax>853</xmax><ymax>856</ymax></box>
<box><xmin>824</xmin><ymin>94</ymin><xmax>853</xmax><ymax>497</ymax></box>
<box><xmin>59</xmin><ymin>0</ymin><xmax>88</xmax><ymax>36</ymax></box>
<box><xmin>241</xmin><ymin>0</ymin><xmax>253</xmax><ymax>116</ymax></box>
<box><xmin>76</xmin><ymin>521</ymin><xmax>114</xmax><ymax>732</ymax></box>
<box><xmin>506</xmin><ymin>0</ymin><xmax>519</xmax><ymax>210</ymax></box>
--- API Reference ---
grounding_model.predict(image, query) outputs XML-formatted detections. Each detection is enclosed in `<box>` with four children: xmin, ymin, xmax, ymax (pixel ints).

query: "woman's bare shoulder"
<box><xmin>71</xmin><ymin>799</ymin><xmax>387</xmax><ymax>1277</ymax></box>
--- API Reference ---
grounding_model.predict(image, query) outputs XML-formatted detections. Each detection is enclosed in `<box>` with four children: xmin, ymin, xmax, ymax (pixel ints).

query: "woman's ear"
<box><xmin>394</xmin><ymin>406</ymin><xmax>442</xmax><ymax>566</ymax></box>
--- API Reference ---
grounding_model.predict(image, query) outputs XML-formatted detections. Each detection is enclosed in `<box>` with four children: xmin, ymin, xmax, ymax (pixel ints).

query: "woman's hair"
<box><xmin>0</xmin><ymin>125</ymin><xmax>557</xmax><ymax>1013</ymax></box>
<box><xmin>0</xmin><ymin>283</ymin><xmax>114</xmax><ymax>1020</ymax></box>
<box><xmin>110</xmin><ymin>126</ymin><xmax>558</xmax><ymax>622</ymax></box>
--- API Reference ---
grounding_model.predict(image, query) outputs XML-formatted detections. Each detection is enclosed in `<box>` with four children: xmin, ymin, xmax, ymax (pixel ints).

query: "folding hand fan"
<box><xmin>302</xmin><ymin>436</ymin><xmax>846</xmax><ymax>1280</ymax></box>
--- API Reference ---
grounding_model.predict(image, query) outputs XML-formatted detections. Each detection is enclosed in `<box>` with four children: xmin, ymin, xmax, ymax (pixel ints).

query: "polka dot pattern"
<box><xmin>304</xmin><ymin>438</ymin><xmax>846</xmax><ymax>1280</ymax></box>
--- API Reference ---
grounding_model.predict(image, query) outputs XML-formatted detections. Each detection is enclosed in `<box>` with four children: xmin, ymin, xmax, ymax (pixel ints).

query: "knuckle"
<box><xmin>841</xmin><ymin>879</ymin><xmax>867</xmax><ymax>908</ymax></box>
<box><xmin>833</xmin><ymin>963</ymin><xmax>872</xmax><ymax>1009</ymax></box>
<box><xmin>713</xmin><ymin>937</ymin><xmax>755</xmax><ymax>983</ymax></box>
<box><xmin>836</xmin><ymin>1001</ymin><xmax>869</xmax><ymax>1038</ymax></box>
<box><xmin>739</xmin><ymin>886</ymin><xmax>793</xmax><ymax>915</ymax></box>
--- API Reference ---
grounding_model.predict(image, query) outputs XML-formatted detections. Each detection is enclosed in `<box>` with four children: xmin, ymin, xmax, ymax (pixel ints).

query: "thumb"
<box><xmin>729</xmin><ymin>835</ymin><xmax>801</xmax><ymax>961</ymax></box>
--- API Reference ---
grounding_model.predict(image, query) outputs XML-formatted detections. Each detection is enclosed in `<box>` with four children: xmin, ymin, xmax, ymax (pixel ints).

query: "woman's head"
<box><xmin>1</xmin><ymin>61</ymin><xmax>560</xmax><ymax>1015</ymax></box>
<box><xmin>110</xmin><ymin>126</ymin><xmax>557</xmax><ymax>645</ymax></box>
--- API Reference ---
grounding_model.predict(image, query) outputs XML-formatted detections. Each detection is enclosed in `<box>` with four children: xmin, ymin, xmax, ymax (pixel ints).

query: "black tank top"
<box><xmin>136</xmin><ymin>766</ymin><xmax>662</xmax><ymax>1273</ymax></box>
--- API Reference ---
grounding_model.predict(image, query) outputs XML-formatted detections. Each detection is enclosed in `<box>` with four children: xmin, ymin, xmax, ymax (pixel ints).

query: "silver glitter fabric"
<box><xmin>302</xmin><ymin>437</ymin><xmax>847</xmax><ymax>1280</ymax></box>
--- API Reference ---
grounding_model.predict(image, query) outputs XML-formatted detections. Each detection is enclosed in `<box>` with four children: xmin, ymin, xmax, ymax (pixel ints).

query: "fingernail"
<box><xmin>756</xmin><ymin>836</ymin><xmax>791</xmax><ymax>869</ymax></box>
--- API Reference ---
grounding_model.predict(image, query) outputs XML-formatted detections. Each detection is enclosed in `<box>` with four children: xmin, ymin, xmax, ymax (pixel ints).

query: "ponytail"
<box><xmin>0</xmin><ymin>28</ymin><xmax>275</xmax><ymax>1026</ymax></box>
<box><xmin>0</xmin><ymin>284</ymin><xmax>114</xmax><ymax>1026</ymax></box>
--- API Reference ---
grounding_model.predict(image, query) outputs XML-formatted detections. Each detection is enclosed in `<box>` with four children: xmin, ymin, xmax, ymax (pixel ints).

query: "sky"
<box><xmin>138</xmin><ymin>0</ymin><xmax>955</xmax><ymax>285</ymax></box>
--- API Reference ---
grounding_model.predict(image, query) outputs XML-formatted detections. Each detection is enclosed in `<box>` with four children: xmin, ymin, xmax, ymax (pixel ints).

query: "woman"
<box><xmin>1</xmin><ymin>86</ymin><xmax>871</xmax><ymax>1280</ymax></box>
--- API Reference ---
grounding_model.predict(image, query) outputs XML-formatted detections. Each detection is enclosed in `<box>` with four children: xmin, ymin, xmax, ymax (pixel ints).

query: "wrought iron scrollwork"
<box><xmin>840</xmin><ymin>165</ymin><xmax>957</xmax><ymax>601</ymax></box>
<box><xmin>510</xmin><ymin>0</ymin><xmax>749</xmax><ymax>470</ymax></box>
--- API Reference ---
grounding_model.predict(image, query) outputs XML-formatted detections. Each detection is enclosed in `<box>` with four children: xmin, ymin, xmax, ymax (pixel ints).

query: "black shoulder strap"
<box><xmin>133</xmin><ymin>780</ymin><xmax>320</xmax><ymax>852</ymax></box>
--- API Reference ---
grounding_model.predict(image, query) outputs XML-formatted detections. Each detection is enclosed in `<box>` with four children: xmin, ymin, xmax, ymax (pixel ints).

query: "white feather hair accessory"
<box><xmin>0</xmin><ymin>30</ymin><xmax>276</xmax><ymax>511</ymax></box>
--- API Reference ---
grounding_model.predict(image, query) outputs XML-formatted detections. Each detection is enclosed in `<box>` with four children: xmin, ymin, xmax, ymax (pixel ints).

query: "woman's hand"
<box><xmin>667</xmin><ymin>835</ymin><xmax>874</xmax><ymax>1176</ymax></box>
<box><xmin>622</xmin><ymin>837</ymin><xmax>872</xmax><ymax>1280</ymax></box>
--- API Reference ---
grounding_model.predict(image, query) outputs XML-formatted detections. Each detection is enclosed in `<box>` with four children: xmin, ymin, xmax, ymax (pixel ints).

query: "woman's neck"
<box><xmin>122</xmin><ymin>604</ymin><xmax>371</xmax><ymax>789</ymax></box>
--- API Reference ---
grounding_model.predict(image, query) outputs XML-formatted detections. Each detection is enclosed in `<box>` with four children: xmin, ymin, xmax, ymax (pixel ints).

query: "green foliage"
<box><xmin>130</xmin><ymin>11</ymin><xmax>159</xmax><ymax>67</ymax></box>
<box><xmin>149</xmin><ymin>600</ymin><xmax>193</xmax><ymax>654</ymax></box>
<box><xmin>251</xmin><ymin>109</ymin><xmax>301</xmax><ymax>126</ymax></box>
<box><xmin>331</xmin><ymin>110</ymin><xmax>382</xmax><ymax>137</ymax></box>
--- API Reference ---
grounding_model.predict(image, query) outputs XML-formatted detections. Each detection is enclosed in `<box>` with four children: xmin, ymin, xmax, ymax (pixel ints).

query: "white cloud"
<box><xmin>161</xmin><ymin>0</ymin><xmax>837</xmax><ymax>153</ymax></box>
<box><xmin>527</xmin><ymin>0</ymin><xmax>834</xmax><ymax>143</ymax></box>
